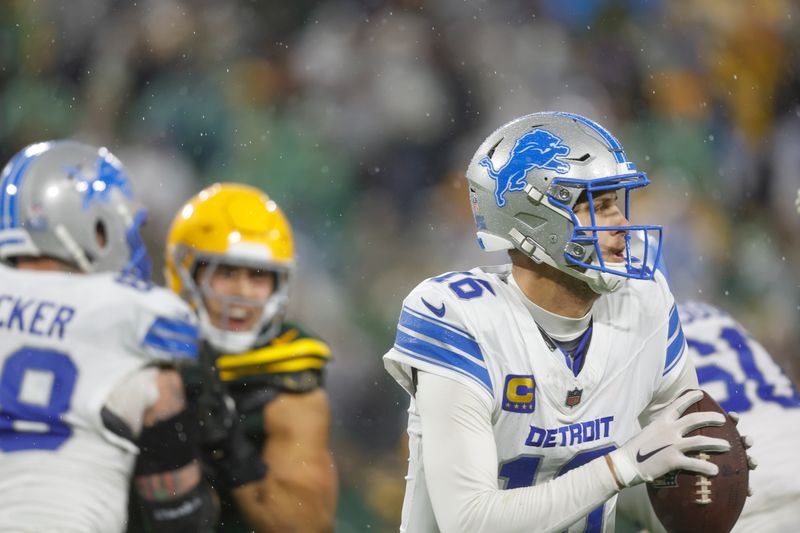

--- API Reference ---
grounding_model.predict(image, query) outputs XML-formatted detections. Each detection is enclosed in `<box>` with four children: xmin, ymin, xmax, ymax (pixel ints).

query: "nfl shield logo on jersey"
<box><xmin>565</xmin><ymin>387</ymin><xmax>583</xmax><ymax>408</ymax></box>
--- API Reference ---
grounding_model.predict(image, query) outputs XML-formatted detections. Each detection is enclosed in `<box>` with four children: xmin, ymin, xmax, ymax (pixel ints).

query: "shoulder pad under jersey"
<box><xmin>118</xmin><ymin>278</ymin><xmax>199</xmax><ymax>364</ymax></box>
<box><xmin>388</xmin><ymin>271</ymin><xmax>493</xmax><ymax>397</ymax></box>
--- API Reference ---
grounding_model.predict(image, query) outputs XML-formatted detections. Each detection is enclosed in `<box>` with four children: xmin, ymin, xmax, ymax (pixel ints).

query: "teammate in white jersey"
<box><xmin>617</xmin><ymin>308</ymin><xmax>798</xmax><ymax>532</ymax></box>
<box><xmin>384</xmin><ymin>112</ymin><xmax>736</xmax><ymax>533</ymax></box>
<box><xmin>0</xmin><ymin>141</ymin><xmax>214</xmax><ymax>532</ymax></box>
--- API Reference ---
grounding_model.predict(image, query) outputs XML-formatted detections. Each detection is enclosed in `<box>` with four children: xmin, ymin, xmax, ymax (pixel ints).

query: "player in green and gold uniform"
<box><xmin>165</xmin><ymin>183</ymin><xmax>338</xmax><ymax>532</ymax></box>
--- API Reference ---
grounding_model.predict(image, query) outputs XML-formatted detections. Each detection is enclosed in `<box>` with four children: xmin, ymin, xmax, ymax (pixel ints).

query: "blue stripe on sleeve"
<box><xmin>668</xmin><ymin>304</ymin><xmax>679</xmax><ymax>338</ymax></box>
<box><xmin>393</xmin><ymin>345</ymin><xmax>493</xmax><ymax>396</ymax></box>
<box><xmin>149</xmin><ymin>317</ymin><xmax>199</xmax><ymax>340</ymax></box>
<box><xmin>0</xmin><ymin>237</ymin><xmax>24</xmax><ymax>248</ymax></box>
<box><xmin>143</xmin><ymin>317</ymin><xmax>199</xmax><ymax>359</ymax></box>
<box><xmin>142</xmin><ymin>332</ymin><xmax>198</xmax><ymax>358</ymax></box>
<box><xmin>403</xmin><ymin>306</ymin><xmax>475</xmax><ymax>339</ymax></box>
<box><xmin>399</xmin><ymin>308</ymin><xmax>483</xmax><ymax>362</ymax></box>
<box><xmin>394</xmin><ymin>330</ymin><xmax>492</xmax><ymax>393</ymax></box>
<box><xmin>663</xmin><ymin>324</ymin><xmax>686</xmax><ymax>375</ymax></box>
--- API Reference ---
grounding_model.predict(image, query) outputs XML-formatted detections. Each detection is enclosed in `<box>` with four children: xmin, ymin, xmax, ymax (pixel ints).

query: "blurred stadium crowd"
<box><xmin>1</xmin><ymin>0</ymin><xmax>798</xmax><ymax>530</ymax></box>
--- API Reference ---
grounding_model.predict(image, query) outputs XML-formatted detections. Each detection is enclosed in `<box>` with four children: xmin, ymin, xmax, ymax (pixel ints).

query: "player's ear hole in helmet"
<box><xmin>95</xmin><ymin>220</ymin><xmax>107</xmax><ymax>249</ymax></box>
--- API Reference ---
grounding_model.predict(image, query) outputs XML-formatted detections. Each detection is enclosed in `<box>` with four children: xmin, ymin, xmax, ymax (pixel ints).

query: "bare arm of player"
<box><xmin>231</xmin><ymin>389</ymin><xmax>338</xmax><ymax>533</ymax></box>
<box><xmin>133</xmin><ymin>369</ymin><xmax>216</xmax><ymax>531</ymax></box>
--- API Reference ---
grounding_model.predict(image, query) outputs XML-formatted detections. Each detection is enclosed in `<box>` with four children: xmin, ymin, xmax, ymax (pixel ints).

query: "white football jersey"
<box><xmin>0</xmin><ymin>263</ymin><xmax>198</xmax><ymax>533</ymax></box>
<box><xmin>385</xmin><ymin>265</ymin><xmax>690</xmax><ymax>533</ymax></box>
<box><xmin>680</xmin><ymin>301</ymin><xmax>800</xmax><ymax>531</ymax></box>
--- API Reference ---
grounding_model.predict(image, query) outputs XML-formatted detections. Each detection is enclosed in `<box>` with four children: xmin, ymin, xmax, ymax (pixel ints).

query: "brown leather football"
<box><xmin>646</xmin><ymin>390</ymin><xmax>749</xmax><ymax>533</ymax></box>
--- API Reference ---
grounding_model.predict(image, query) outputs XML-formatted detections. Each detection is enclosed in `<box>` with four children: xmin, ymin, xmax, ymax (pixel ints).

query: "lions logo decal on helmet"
<box><xmin>67</xmin><ymin>154</ymin><xmax>134</xmax><ymax>210</ymax></box>
<box><xmin>466</xmin><ymin>111</ymin><xmax>663</xmax><ymax>294</ymax></box>
<box><xmin>479</xmin><ymin>129</ymin><xmax>571</xmax><ymax>207</ymax></box>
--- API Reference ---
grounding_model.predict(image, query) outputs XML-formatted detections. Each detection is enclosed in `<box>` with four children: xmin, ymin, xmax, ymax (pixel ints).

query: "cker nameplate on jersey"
<box><xmin>0</xmin><ymin>294</ymin><xmax>76</xmax><ymax>339</ymax></box>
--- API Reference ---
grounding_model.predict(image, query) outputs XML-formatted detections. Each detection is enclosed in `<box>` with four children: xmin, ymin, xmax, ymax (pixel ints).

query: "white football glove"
<box><xmin>608</xmin><ymin>390</ymin><xmax>731</xmax><ymax>487</ymax></box>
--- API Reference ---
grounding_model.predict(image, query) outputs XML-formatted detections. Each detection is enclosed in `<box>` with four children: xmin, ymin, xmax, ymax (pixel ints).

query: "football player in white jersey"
<box><xmin>617</xmin><ymin>301</ymin><xmax>799</xmax><ymax>533</ymax></box>
<box><xmin>0</xmin><ymin>141</ymin><xmax>214</xmax><ymax>532</ymax></box>
<box><xmin>384</xmin><ymin>112</ymin><xmax>735</xmax><ymax>533</ymax></box>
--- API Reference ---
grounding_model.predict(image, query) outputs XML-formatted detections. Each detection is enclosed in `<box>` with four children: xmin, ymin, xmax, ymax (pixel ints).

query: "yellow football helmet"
<box><xmin>166</xmin><ymin>183</ymin><xmax>294</xmax><ymax>353</ymax></box>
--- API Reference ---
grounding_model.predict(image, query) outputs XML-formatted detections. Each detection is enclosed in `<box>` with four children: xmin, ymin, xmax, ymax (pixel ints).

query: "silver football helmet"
<box><xmin>0</xmin><ymin>140</ymin><xmax>151</xmax><ymax>278</ymax></box>
<box><xmin>466</xmin><ymin>111</ymin><xmax>662</xmax><ymax>294</ymax></box>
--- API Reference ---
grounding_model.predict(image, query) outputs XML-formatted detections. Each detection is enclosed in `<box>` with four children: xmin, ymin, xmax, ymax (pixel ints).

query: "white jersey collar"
<box><xmin>507</xmin><ymin>271</ymin><xmax>592</xmax><ymax>342</ymax></box>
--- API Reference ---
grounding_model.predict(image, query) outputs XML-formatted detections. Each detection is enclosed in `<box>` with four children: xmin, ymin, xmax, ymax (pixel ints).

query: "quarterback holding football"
<box><xmin>384</xmin><ymin>112</ymin><xmax>737</xmax><ymax>532</ymax></box>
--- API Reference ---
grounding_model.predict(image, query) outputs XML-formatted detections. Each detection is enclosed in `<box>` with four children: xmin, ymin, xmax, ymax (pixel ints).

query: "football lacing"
<box><xmin>694</xmin><ymin>452</ymin><xmax>713</xmax><ymax>504</ymax></box>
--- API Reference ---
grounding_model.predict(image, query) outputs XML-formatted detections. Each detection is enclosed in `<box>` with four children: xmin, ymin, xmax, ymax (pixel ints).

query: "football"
<box><xmin>647</xmin><ymin>390</ymin><xmax>749</xmax><ymax>533</ymax></box>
